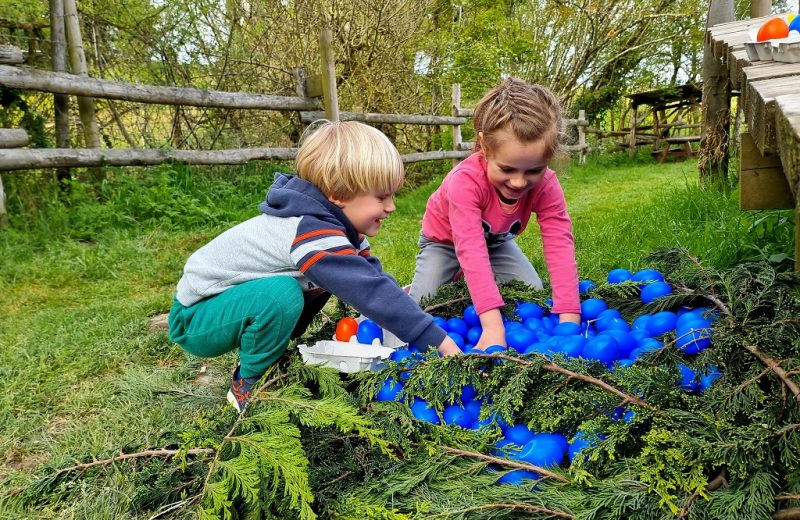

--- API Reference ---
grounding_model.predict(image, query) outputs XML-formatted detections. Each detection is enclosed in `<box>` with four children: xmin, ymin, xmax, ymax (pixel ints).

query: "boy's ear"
<box><xmin>327</xmin><ymin>195</ymin><xmax>346</xmax><ymax>208</ymax></box>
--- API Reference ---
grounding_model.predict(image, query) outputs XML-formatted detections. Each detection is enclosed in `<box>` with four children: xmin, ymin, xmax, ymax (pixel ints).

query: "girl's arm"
<box><xmin>476</xmin><ymin>308</ymin><xmax>506</xmax><ymax>349</ymax></box>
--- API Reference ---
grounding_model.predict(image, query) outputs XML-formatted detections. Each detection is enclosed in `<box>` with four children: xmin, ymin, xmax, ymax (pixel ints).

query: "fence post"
<box><xmin>318</xmin><ymin>28</ymin><xmax>339</xmax><ymax>122</ymax></box>
<box><xmin>49</xmin><ymin>0</ymin><xmax>72</xmax><ymax>184</ymax></box>
<box><xmin>63</xmin><ymin>0</ymin><xmax>100</xmax><ymax>150</ymax></box>
<box><xmin>578</xmin><ymin>109</ymin><xmax>587</xmax><ymax>165</ymax></box>
<box><xmin>750</xmin><ymin>0</ymin><xmax>771</xmax><ymax>17</ymax></box>
<box><xmin>452</xmin><ymin>83</ymin><xmax>462</xmax><ymax>167</ymax></box>
<box><xmin>629</xmin><ymin>103</ymin><xmax>638</xmax><ymax>158</ymax></box>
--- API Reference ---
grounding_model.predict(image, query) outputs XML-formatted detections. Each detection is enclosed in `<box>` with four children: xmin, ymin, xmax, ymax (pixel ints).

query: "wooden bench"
<box><xmin>652</xmin><ymin>135</ymin><xmax>701</xmax><ymax>163</ymax></box>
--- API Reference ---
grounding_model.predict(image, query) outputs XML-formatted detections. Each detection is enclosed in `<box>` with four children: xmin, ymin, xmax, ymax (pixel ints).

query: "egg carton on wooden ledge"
<box><xmin>743</xmin><ymin>17</ymin><xmax>800</xmax><ymax>62</ymax></box>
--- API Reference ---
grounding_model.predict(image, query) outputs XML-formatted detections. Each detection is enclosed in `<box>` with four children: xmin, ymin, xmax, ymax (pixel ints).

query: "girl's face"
<box><xmin>330</xmin><ymin>190</ymin><xmax>397</xmax><ymax>237</ymax></box>
<box><xmin>480</xmin><ymin>130</ymin><xmax>550</xmax><ymax>205</ymax></box>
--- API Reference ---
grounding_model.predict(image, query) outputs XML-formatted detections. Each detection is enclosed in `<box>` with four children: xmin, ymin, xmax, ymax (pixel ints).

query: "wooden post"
<box><xmin>578</xmin><ymin>109</ymin><xmax>587</xmax><ymax>165</ymax></box>
<box><xmin>318</xmin><ymin>28</ymin><xmax>339</xmax><ymax>122</ymax></box>
<box><xmin>700</xmin><ymin>0</ymin><xmax>735</xmax><ymax>189</ymax></box>
<box><xmin>63</xmin><ymin>0</ymin><xmax>101</xmax><ymax>150</ymax></box>
<box><xmin>629</xmin><ymin>103</ymin><xmax>638</xmax><ymax>158</ymax></box>
<box><xmin>49</xmin><ymin>0</ymin><xmax>72</xmax><ymax>183</ymax></box>
<box><xmin>452</xmin><ymin>83</ymin><xmax>463</xmax><ymax>167</ymax></box>
<box><xmin>750</xmin><ymin>0</ymin><xmax>771</xmax><ymax>18</ymax></box>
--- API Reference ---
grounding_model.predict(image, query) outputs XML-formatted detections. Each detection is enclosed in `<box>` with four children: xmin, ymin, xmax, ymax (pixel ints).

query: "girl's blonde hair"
<box><xmin>295</xmin><ymin>120</ymin><xmax>404</xmax><ymax>200</ymax></box>
<box><xmin>473</xmin><ymin>77</ymin><xmax>563</xmax><ymax>159</ymax></box>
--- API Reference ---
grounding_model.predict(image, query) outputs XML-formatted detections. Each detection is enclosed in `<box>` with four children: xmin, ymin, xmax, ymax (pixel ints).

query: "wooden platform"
<box><xmin>707</xmin><ymin>14</ymin><xmax>800</xmax><ymax>270</ymax></box>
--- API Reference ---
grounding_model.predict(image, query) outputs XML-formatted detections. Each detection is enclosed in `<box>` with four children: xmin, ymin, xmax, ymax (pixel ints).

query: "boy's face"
<box><xmin>330</xmin><ymin>190</ymin><xmax>397</xmax><ymax>237</ymax></box>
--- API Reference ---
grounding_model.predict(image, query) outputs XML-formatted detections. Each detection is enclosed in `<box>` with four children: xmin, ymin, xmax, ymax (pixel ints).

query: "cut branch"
<box><xmin>51</xmin><ymin>448</ymin><xmax>214</xmax><ymax>478</ymax></box>
<box><xmin>430</xmin><ymin>502</ymin><xmax>574</xmax><ymax>519</ymax></box>
<box><xmin>468</xmin><ymin>353</ymin><xmax>653</xmax><ymax>409</ymax></box>
<box><xmin>441</xmin><ymin>446</ymin><xmax>569</xmax><ymax>483</ymax></box>
<box><xmin>742</xmin><ymin>342</ymin><xmax>800</xmax><ymax>405</ymax></box>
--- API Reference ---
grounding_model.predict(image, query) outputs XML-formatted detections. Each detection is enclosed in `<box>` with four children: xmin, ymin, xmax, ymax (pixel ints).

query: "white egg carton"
<box><xmin>743</xmin><ymin>19</ymin><xmax>800</xmax><ymax>62</ymax></box>
<box><xmin>298</xmin><ymin>340</ymin><xmax>395</xmax><ymax>373</ymax></box>
<box><xmin>296</xmin><ymin>315</ymin><xmax>407</xmax><ymax>373</ymax></box>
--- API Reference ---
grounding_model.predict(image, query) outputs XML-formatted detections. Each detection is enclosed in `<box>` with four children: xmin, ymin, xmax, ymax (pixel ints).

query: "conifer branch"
<box><xmin>429</xmin><ymin>502</ymin><xmax>574</xmax><ymax>519</ymax></box>
<box><xmin>441</xmin><ymin>446</ymin><xmax>570</xmax><ymax>483</ymax></box>
<box><xmin>732</xmin><ymin>367</ymin><xmax>773</xmax><ymax>395</ymax></box>
<box><xmin>776</xmin><ymin>495</ymin><xmax>800</xmax><ymax>501</ymax></box>
<box><xmin>774</xmin><ymin>423</ymin><xmax>800</xmax><ymax>437</ymax></box>
<box><xmin>50</xmin><ymin>448</ymin><xmax>215</xmax><ymax>478</ymax></box>
<box><xmin>742</xmin><ymin>342</ymin><xmax>800</xmax><ymax>405</ymax></box>
<box><xmin>467</xmin><ymin>353</ymin><xmax>653</xmax><ymax>409</ymax></box>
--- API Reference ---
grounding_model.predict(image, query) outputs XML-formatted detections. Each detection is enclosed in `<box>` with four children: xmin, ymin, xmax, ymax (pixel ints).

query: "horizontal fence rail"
<box><xmin>0</xmin><ymin>65</ymin><xmax>322</xmax><ymax>111</ymax></box>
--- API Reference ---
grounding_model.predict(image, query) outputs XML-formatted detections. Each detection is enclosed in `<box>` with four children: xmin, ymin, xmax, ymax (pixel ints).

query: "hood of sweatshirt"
<box><xmin>258</xmin><ymin>173</ymin><xmax>360</xmax><ymax>245</ymax></box>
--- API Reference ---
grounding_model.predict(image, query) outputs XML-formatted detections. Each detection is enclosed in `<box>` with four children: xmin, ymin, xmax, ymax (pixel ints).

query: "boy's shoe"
<box><xmin>226</xmin><ymin>366</ymin><xmax>261</xmax><ymax>412</ymax></box>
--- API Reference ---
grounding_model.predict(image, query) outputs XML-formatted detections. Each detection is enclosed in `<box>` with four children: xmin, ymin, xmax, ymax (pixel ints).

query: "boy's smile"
<box><xmin>330</xmin><ymin>191</ymin><xmax>396</xmax><ymax>237</ymax></box>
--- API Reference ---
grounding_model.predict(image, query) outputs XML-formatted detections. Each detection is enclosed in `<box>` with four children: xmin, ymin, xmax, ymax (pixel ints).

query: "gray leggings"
<box><xmin>408</xmin><ymin>233</ymin><xmax>543</xmax><ymax>303</ymax></box>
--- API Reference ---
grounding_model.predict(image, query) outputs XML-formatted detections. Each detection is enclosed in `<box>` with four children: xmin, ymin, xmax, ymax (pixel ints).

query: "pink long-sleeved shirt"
<box><xmin>421</xmin><ymin>151</ymin><xmax>580</xmax><ymax>316</ymax></box>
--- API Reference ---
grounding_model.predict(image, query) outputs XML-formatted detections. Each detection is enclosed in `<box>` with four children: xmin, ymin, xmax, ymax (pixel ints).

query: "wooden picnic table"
<box><xmin>706</xmin><ymin>13</ymin><xmax>800</xmax><ymax>270</ymax></box>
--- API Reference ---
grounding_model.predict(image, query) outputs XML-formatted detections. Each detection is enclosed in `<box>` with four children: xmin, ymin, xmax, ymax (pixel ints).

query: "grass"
<box><xmin>0</xmin><ymin>152</ymin><xmax>794</xmax><ymax>517</ymax></box>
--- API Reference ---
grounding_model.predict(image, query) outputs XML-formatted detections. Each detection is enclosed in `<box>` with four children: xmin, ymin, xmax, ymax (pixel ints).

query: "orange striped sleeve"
<box><xmin>299</xmin><ymin>248</ymin><xmax>357</xmax><ymax>272</ymax></box>
<box><xmin>292</xmin><ymin>228</ymin><xmax>345</xmax><ymax>246</ymax></box>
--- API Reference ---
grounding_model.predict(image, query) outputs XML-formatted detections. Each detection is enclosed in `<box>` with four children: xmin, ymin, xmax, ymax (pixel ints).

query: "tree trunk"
<box><xmin>750</xmin><ymin>0</ymin><xmax>771</xmax><ymax>18</ymax></box>
<box><xmin>699</xmin><ymin>0</ymin><xmax>735</xmax><ymax>190</ymax></box>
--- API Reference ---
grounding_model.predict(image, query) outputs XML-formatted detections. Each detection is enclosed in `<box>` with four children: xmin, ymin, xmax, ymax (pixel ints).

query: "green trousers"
<box><xmin>169</xmin><ymin>276</ymin><xmax>323</xmax><ymax>378</ymax></box>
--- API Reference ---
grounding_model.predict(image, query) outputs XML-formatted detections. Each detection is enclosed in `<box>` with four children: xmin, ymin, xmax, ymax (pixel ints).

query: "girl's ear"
<box><xmin>477</xmin><ymin>131</ymin><xmax>484</xmax><ymax>151</ymax></box>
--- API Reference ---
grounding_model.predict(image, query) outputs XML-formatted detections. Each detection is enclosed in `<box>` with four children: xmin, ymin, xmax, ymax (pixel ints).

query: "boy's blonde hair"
<box><xmin>473</xmin><ymin>77</ymin><xmax>563</xmax><ymax>159</ymax></box>
<box><xmin>295</xmin><ymin>120</ymin><xmax>404</xmax><ymax>200</ymax></box>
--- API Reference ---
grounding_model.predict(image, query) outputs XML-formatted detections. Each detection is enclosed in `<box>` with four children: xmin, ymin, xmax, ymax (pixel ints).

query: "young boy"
<box><xmin>168</xmin><ymin>121</ymin><xmax>461</xmax><ymax>412</ymax></box>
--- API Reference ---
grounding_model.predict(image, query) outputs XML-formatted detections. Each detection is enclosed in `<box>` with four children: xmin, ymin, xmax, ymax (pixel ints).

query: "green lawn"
<box><xmin>0</xmin><ymin>154</ymin><xmax>794</xmax><ymax>516</ymax></box>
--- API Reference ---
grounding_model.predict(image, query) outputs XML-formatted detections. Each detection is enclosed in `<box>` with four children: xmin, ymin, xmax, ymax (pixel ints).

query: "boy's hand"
<box><xmin>559</xmin><ymin>312</ymin><xmax>581</xmax><ymax>324</ymax></box>
<box><xmin>476</xmin><ymin>308</ymin><xmax>506</xmax><ymax>350</ymax></box>
<box><xmin>438</xmin><ymin>335</ymin><xmax>463</xmax><ymax>356</ymax></box>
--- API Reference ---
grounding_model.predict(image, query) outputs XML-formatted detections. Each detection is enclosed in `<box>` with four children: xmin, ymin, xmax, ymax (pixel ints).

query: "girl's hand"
<box><xmin>559</xmin><ymin>312</ymin><xmax>581</xmax><ymax>324</ymax></box>
<box><xmin>476</xmin><ymin>308</ymin><xmax>507</xmax><ymax>350</ymax></box>
<box><xmin>438</xmin><ymin>335</ymin><xmax>463</xmax><ymax>356</ymax></box>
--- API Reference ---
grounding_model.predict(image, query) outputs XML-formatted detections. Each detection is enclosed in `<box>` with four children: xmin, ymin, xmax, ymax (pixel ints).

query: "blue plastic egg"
<box><xmin>357</xmin><ymin>319</ymin><xmax>384</xmax><ymax>345</ymax></box>
<box><xmin>568</xmin><ymin>431</ymin><xmax>605</xmax><ymax>463</ymax></box>
<box><xmin>446</xmin><ymin>317</ymin><xmax>469</xmax><ymax>338</ymax></box>
<box><xmin>677</xmin><ymin>364</ymin><xmax>700</xmax><ymax>392</ymax></box>
<box><xmin>484</xmin><ymin>344</ymin><xmax>506</xmax><ymax>354</ymax></box>
<box><xmin>517</xmin><ymin>433</ymin><xmax>568</xmax><ymax>467</ymax></box>
<box><xmin>467</xmin><ymin>326</ymin><xmax>483</xmax><ymax>345</ymax></box>
<box><xmin>557</xmin><ymin>335</ymin><xmax>587</xmax><ymax>357</ymax></box>
<box><xmin>676</xmin><ymin>320</ymin><xmax>712</xmax><ymax>354</ymax></box>
<box><xmin>516</xmin><ymin>302</ymin><xmax>544</xmax><ymax>321</ymax></box>
<box><xmin>578</xmin><ymin>279</ymin><xmax>596</xmax><ymax>294</ymax></box>
<box><xmin>447</xmin><ymin>332</ymin><xmax>465</xmax><ymax>349</ymax></box>
<box><xmin>432</xmin><ymin>316</ymin><xmax>448</xmax><ymax>331</ymax></box>
<box><xmin>646</xmin><ymin>311</ymin><xmax>678</xmax><ymax>337</ymax></box>
<box><xmin>789</xmin><ymin>14</ymin><xmax>800</xmax><ymax>33</ymax></box>
<box><xmin>463</xmin><ymin>305</ymin><xmax>481</xmax><ymax>328</ymax></box>
<box><xmin>631</xmin><ymin>314</ymin><xmax>651</xmax><ymax>331</ymax></box>
<box><xmin>506</xmin><ymin>327</ymin><xmax>536</xmax><ymax>353</ymax></box>
<box><xmin>607</xmin><ymin>268</ymin><xmax>633</xmax><ymax>284</ymax></box>
<box><xmin>376</xmin><ymin>377</ymin><xmax>404</xmax><ymax>401</ymax></box>
<box><xmin>410</xmin><ymin>398</ymin><xmax>440</xmax><ymax>424</ymax></box>
<box><xmin>523</xmin><ymin>318</ymin><xmax>544</xmax><ymax>332</ymax></box>
<box><xmin>443</xmin><ymin>404</ymin><xmax>472</xmax><ymax>428</ymax></box>
<box><xmin>599</xmin><ymin>330</ymin><xmax>637</xmax><ymax>358</ymax></box>
<box><xmin>596</xmin><ymin>316</ymin><xmax>630</xmax><ymax>332</ymax></box>
<box><xmin>505</xmin><ymin>424</ymin><xmax>535</xmax><ymax>445</ymax></box>
<box><xmin>389</xmin><ymin>348</ymin><xmax>413</xmax><ymax>363</ymax></box>
<box><xmin>699</xmin><ymin>366</ymin><xmax>721</xmax><ymax>391</ymax></box>
<box><xmin>640</xmin><ymin>281</ymin><xmax>673</xmax><ymax>304</ymax></box>
<box><xmin>464</xmin><ymin>399</ymin><xmax>482</xmax><ymax>420</ymax></box>
<box><xmin>553</xmin><ymin>321</ymin><xmax>581</xmax><ymax>336</ymax></box>
<box><xmin>496</xmin><ymin>469</ymin><xmax>540</xmax><ymax>485</ymax></box>
<box><xmin>597</xmin><ymin>308</ymin><xmax>622</xmax><ymax>321</ymax></box>
<box><xmin>581</xmin><ymin>298</ymin><xmax>608</xmax><ymax>320</ymax></box>
<box><xmin>631</xmin><ymin>269</ymin><xmax>664</xmax><ymax>287</ymax></box>
<box><xmin>582</xmin><ymin>335</ymin><xmax>620</xmax><ymax>366</ymax></box>
<box><xmin>460</xmin><ymin>384</ymin><xmax>478</xmax><ymax>403</ymax></box>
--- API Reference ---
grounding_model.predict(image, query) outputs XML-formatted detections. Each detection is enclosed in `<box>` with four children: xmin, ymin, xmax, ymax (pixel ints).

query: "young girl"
<box><xmin>409</xmin><ymin>78</ymin><xmax>581</xmax><ymax>350</ymax></box>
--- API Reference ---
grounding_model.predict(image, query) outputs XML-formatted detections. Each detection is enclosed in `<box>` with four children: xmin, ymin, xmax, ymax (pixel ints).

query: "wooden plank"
<box><xmin>729</xmin><ymin>48</ymin><xmax>752</xmax><ymax>85</ymax></box>
<box><xmin>739</xmin><ymin>132</ymin><xmax>793</xmax><ymax>210</ymax></box>
<box><xmin>300</xmin><ymin>111</ymin><xmax>466</xmax><ymax>126</ymax></box>
<box><xmin>0</xmin><ymin>128</ymin><xmax>29</xmax><ymax>148</ymax></box>
<box><xmin>0</xmin><ymin>147</ymin><xmax>298</xmax><ymax>171</ymax></box>
<box><xmin>740</xmin><ymin>62</ymin><xmax>800</xmax><ymax>107</ymax></box>
<box><xmin>0</xmin><ymin>65</ymin><xmax>322</xmax><ymax>111</ymax></box>
<box><xmin>0</xmin><ymin>45</ymin><xmax>24</xmax><ymax>64</ymax></box>
<box><xmin>318</xmin><ymin>28</ymin><xmax>339</xmax><ymax>122</ymax></box>
<box><xmin>401</xmin><ymin>150</ymin><xmax>471</xmax><ymax>163</ymax></box>
<box><xmin>746</xmin><ymin>77</ymin><xmax>800</xmax><ymax>154</ymax></box>
<box><xmin>775</xmin><ymin>95</ymin><xmax>800</xmax><ymax>198</ymax></box>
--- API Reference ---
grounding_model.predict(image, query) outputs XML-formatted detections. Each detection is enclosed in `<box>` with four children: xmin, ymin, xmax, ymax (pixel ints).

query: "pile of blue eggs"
<box><xmin>372</xmin><ymin>267</ymin><xmax>723</xmax><ymax>486</ymax></box>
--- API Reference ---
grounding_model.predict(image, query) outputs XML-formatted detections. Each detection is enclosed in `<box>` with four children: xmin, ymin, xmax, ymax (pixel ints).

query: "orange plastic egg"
<box><xmin>757</xmin><ymin>17</ymin><xmax>789</xmax><ymax>42</ymax></box>
<box><xmin>335</xmin><ymin>317</ymin><xmax>358</xmax><ymax>342</ymax></box>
